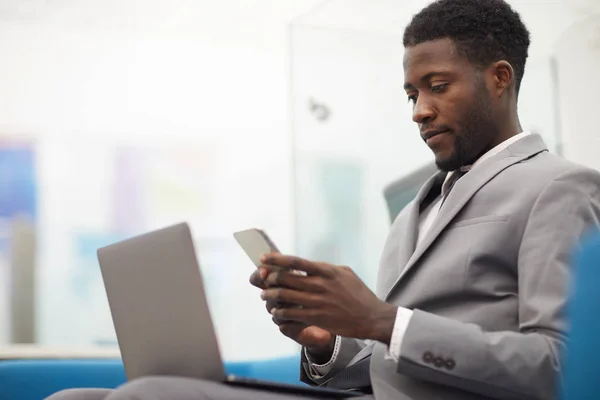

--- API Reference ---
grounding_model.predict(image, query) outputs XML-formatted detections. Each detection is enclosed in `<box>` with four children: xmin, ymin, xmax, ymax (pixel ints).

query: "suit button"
<box><xmin>433</xmin><ymin>357</ymin><xmax>444</xmax><ymax>368</ymax></box>
<box><xmin>445</xmin><ymin>359</ymin><xmax>456</xmax><ymax>370</ymax></box>
<box><xmin>422</xmin><ymin>352</ymin><xmax>434</xmax><ymax>364</ymax></box>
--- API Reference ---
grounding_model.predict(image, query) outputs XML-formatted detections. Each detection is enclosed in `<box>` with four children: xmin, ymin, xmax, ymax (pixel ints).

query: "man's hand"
<box><xmin>249</xmin><ymin>264</ymin><xmax>336</xmax><ymax>359</ymax></box>
<box><xmin>259</xmin><ymin>253</ymin><xmax>398</xmax><ymax>345</ymax></box>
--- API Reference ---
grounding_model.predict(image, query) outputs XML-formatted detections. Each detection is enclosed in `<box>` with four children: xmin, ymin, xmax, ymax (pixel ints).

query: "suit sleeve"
<box><xmin>394</xmin><ymin>167</ymin><xmax>600</xmax><ymax>400</ymax></box>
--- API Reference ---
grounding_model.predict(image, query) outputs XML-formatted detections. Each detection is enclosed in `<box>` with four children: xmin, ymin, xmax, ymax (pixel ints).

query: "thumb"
<box><xmin>249</xmin><ymin>267</ymin><xmax>268</xmax><ymax>289</ymax></box>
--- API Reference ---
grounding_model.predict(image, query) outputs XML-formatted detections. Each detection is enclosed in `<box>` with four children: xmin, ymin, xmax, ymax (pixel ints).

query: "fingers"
<box><xmin>272</xmin><ymin>312</ymin><xmax>294</xmax><ymax>325</ymax></box>
<box><xmin>265</xmin><ymin>300</ymin><xmax>296</xmax><ymax>318</ymax></box>
<box><xmin>249</xmin><ymin>267</ymin><xmax>268</xmax><ymax>289</ymax></box>
<box><xmin>261</xmin><ymin>253</ymin><xmax>330</xmax><ymax>276</ymax></box>
<box><xmin>278</xmin><ymin>322</ymin><xmax>306</xmax><ymax>339</ymax></box>
<box><xmin>265</xmin><ymin>299</ymin><xmax>279</xmax><ymax>314</ymax></box>
<box><xmin>249</xmin><ymin>264</ymin><xmax>283</xmax><ymax>289</ymax></box>
<box><xmin>263</xmin><ymin>270</ymin><xmax>326</xmax><ymax>293</ymax></box>
<box><xmin>270</xmin><ymin>306</ymin><xmax>312</xmax><ymax>325</ymax></box>
<box><xmin>261</xmin><ymin>287</ymin><xmax>321</xmax><ymax>308</ymax></box>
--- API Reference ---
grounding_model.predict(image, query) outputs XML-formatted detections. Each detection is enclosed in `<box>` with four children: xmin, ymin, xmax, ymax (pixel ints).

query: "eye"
<box><xmin>431</xmin><ymin>83</ymin><xmax>448</xmax><ymax>93</ymax></box>
<box><xmin>407</xmin><ymin>94</ymin><xmax>418</xmax><ymax>104</ymax></box>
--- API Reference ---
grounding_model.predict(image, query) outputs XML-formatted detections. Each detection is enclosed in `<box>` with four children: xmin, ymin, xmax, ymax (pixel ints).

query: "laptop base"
<box><xmin>225</xmin><ymin>375</ymin><xmax>365</xmax><ymax>398</ymax></box>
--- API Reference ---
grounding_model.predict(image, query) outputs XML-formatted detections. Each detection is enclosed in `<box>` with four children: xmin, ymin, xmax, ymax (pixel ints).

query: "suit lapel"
<box><xmin>401</xmin><ymin>172</ymin><xmax>446</xmax><ymax>263</ymax></box>
<box><xmin>376</xmin><ymin>171</ymin><xmax>445</xmax><ymax>298</ymax></box>
<box><xmin>384</xmin><ymin>133</ymin><xmax>548</xmax><ymax>300</ymax></box>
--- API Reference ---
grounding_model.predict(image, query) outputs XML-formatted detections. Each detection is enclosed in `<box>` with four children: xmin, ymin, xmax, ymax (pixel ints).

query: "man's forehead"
<box><xmin>403</xmin><ymin>38</ymin><xmax>461</xmax><ymax>75</ymax></box>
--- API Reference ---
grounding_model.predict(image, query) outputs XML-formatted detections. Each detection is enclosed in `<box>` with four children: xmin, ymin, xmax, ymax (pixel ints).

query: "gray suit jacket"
<box><xmin>300</xmin><ymin>134</ymin><xmax>600</xmax><ymax>399</ymax></box>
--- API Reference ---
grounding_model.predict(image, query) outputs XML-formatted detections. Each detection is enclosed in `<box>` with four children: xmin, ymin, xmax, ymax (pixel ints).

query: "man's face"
<box><xmin>403</xmin><ymin>38</ymin><xmax>500</xmax><ymax>171</ymax></box>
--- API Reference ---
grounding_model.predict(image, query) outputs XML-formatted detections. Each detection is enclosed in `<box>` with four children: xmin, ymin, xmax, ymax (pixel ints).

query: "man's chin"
<box><xmin>434</xmin><ymin>154</ymin><xmax>461</xmax><ymax>172</ymax></box>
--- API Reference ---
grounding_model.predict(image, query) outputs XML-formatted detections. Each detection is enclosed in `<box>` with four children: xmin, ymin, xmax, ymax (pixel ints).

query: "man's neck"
<box><xmin>468</xmin><ymin>130</ymin><xmax>530</xmax><ymax>171</ymax></box>
<box><xmin>493</xmin><ymin>107</ymin><xmax>523</xmax><ymax>146</ymax></box>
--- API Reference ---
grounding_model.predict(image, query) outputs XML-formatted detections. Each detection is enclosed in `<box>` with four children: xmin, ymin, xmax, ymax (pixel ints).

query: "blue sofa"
<box><xmin>560</xmin><ymin>230</ymin><xmax>600</xmax><ymax>399</ymax></box>
<box><xmin>0</xmin><ymin>355</ymin><xmax>301</xmax><ymax>400</ymax></box>
<box><xmin>4</xmin><ymin>230</ymin><xmax>599</xmax><ymax>400</ymax></box>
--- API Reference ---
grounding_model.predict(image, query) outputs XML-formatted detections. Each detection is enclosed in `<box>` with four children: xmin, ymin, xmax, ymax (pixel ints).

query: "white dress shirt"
<box><xmin>307</xmin><ymin>131</ymin><xmax>531</xmax><ymax>376</ymax></box>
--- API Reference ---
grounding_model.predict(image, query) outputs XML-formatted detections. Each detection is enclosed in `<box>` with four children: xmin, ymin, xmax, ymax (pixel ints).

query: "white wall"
<box><xmin>555</xmin><ymin>16</ymin><xmax>600</xmax><ymax>170</ymax></box>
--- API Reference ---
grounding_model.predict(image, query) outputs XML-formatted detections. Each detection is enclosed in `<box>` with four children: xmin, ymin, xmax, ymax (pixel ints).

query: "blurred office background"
<box><xmin>0</xmin><ymin>0</ymin><xmax>598</xmax><ymax>362</ymax></box>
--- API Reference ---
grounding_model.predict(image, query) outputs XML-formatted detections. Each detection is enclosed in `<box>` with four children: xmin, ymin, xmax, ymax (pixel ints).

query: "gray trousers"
<box><xmin>46</xmin><ymin>377</ymin><xmax>373</xmax><ymax>400</ymax></box>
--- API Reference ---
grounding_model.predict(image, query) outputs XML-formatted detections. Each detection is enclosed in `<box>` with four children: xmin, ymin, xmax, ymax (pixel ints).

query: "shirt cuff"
<box><xmin>385</xmin><ymin>307</ymin><xmax>413</xmax><ymax>362</ymax></box>
<box><xmin>305</xmin><ymin>335</ymin><xmax>342</xmax><ymax>378</ymax></box>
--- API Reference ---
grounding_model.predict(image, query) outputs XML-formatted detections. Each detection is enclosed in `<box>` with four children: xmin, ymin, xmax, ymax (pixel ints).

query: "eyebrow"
<box><xmin>404</xmin><ymin>71</ymin><xmax>452</xmax><ymax>90</ymax></box>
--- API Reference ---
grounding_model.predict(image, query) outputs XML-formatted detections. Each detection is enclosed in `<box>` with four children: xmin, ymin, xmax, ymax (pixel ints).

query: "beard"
<box><xmin>435</xmin><ymin>78</ymin><xmax>501</xmax><ymax>172</ymax></box>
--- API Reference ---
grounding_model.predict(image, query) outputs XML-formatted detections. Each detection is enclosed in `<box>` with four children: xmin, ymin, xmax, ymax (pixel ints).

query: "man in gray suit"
<box><xmin>251</xmin><ymin>0</ymin><xmax>600</xmax><ymax>398</ymax></box>
<box><xmin>48</xmin><ymin>0</ymin><xmax>600</xmax><ymax>399</ymax></box>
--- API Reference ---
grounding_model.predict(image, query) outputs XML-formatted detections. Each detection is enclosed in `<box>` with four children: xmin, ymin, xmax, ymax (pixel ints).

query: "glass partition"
<box><xmin>0</xmin><ymin>27</ymin><xmax>298</xmax><ymax>359</ymax></box>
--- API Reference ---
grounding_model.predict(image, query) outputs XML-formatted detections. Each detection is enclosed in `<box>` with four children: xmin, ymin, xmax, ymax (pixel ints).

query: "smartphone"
<box><xmin>233</xmin><ymin>228</ymin><xmax>280</xmax><ymax>267</ymax></box>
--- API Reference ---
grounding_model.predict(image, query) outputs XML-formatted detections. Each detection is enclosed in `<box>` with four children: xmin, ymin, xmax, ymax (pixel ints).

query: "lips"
<box><xmin>421</xmin><ymin>130</ymin><xmax>449</xmax><ymax>142</ymax></box>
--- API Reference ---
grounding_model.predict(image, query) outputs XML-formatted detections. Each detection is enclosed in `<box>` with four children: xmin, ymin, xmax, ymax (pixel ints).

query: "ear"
<box><xmin>492</xmin><ymin>61</ymin><xmax>514</xmax><ymax>97</ymax></box>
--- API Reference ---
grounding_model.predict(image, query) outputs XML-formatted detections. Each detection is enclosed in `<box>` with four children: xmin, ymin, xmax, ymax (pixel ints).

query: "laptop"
<box><xmin>97</xmin><ymin>222</ymin><xmax>363</xmax><ymax>397</ymax></box>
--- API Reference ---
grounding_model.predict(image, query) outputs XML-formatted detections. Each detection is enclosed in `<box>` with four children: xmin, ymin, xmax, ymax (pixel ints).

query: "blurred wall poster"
<box><xmin>67</xmin><ymin>142</ymin><xmax>231</xmax><ymax>346</ymax></box>
<box><xmin>0</xmin><ymin>139</ymin><xmax>37</xmax><ymax>343</ymax></box>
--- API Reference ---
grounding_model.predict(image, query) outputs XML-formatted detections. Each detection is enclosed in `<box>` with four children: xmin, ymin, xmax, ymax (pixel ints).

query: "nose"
<box><xmin>412</xmin><ymin>96</ymin><xmax>436</xmax><ymax>124</ymax></box>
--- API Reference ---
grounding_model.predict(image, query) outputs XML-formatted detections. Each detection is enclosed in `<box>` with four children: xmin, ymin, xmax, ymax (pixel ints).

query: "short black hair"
<box><xmin>403</xmin><ymin>0</ymin><xmax>531</xmax><ymax>94</ymax></box>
